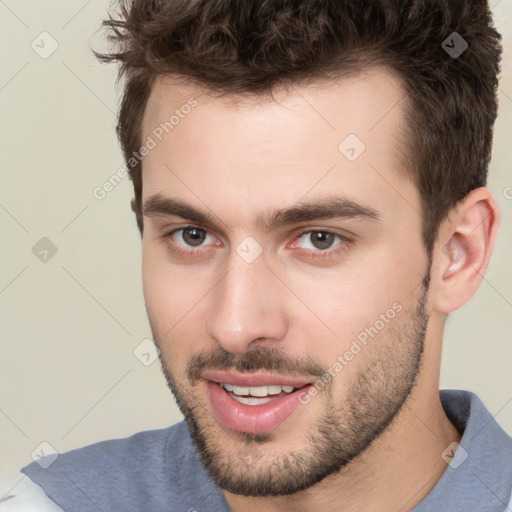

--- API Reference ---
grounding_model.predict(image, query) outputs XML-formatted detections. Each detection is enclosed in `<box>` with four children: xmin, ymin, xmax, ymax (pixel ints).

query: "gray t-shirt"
<box><xmin>4</xmin><ymin>389</ymin><xmax>512</xmax><ymax>511</ymax></box>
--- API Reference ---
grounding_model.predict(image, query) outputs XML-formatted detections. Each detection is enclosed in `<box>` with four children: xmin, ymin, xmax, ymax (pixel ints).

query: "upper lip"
<box><xmin>201</xmin><ymin>369</ymin><xmax>314</xmax><ymax>388</ymax></box>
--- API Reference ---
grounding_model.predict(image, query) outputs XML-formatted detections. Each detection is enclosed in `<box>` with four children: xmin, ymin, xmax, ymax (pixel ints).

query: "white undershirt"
<box><xmin>0</xmin><ymin>474</ymin><xmax>63</xmax><ymax>512</ymax></box>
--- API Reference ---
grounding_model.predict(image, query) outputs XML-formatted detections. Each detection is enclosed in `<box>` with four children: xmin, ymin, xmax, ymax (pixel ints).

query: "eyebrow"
<box><xmin>143</xmin><ymin>193</ymin><xmax>380</xmax><ymax>231</ymax></box>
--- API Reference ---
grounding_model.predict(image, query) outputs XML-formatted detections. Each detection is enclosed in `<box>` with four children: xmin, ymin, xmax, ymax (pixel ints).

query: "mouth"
<box><xmin>202</xmin><ymin>370</ymin><xmax>314</xmax><ymax>434</ymax></box>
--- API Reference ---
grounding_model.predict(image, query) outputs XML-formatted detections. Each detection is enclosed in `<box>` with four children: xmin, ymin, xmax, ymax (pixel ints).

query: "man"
<box><xmin>4</xmin><ymin>0</ymin><xmax>511</xmax><ymax>510</ymax></box>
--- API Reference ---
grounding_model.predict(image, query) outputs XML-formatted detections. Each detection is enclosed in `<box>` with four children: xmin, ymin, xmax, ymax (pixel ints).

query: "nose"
<box><xmin>205</xmin><ymin>254</ymin><xmax>289</xmax><ymax>354</ymax></box>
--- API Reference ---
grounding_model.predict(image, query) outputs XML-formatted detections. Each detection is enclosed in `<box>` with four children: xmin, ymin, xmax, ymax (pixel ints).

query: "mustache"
<box><xmin>187</xmin><ymin>345</ymin><xmax>326</xmax><ymax>384</ymax></box>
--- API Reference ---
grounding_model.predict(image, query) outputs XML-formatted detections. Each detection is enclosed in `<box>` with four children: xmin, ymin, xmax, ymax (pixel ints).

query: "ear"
<box><xmin>431</xmin><ymin>187</ymin><xmax>500</xmax><ymax>314</ymax></box>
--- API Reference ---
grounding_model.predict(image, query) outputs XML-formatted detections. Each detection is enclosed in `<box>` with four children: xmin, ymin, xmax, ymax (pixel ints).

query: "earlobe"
<box><xmin>434</xmin><ymin>188</ymin><xmax>500</xmax><ymax>314</ymax></box>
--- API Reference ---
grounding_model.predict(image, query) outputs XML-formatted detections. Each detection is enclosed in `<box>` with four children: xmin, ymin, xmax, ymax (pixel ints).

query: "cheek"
<box><xmin>142</xmin><ymin>244</ymin><xmax>218</xmax><ymax>373</ymax></box>
<box><xmin>287</xmin><ymin>245</ymin><xmax>422</xmax><ymax>364</ymax></box>
<box><xmin>142</xmin><ymin>241</ymin><xmax>205</xmax><ymax>323</ymax></box>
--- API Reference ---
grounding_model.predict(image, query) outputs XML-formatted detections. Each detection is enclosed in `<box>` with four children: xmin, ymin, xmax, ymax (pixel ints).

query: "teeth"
<box><xmin>221</xmin><ymin>384</ymin><xmax>297</xmax><ymax>397</ymax></box>
<box><xmin>232</xmin><ymin>385</ymin><xmax>249</xmax><ymax>396</ymax></box>
<box><xmin>267</xmin><ymin>385</ymin><xmax>282</xmax><ymax>395</ymax></box>
<box><xmin>231</xmin><ymin>395</ymin><xmax>275</xmax><ymax>406</ymax></box>
<box><xmin>250</xmin><ymin>386</ymin><xmax>270</xmax><ymax>397</ymax></box>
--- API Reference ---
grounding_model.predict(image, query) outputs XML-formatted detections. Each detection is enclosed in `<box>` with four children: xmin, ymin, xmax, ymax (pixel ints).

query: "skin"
<box><xmin>139</xmin><ymin>66</ymin><xmax>499</xmax><ymax>512</ymax></box>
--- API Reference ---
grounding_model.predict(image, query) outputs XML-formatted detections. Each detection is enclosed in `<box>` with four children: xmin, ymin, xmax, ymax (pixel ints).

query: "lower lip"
<box><xmin>206</xmin><ymin>381</ymin><xmax>310</xmax><ymax>434</ymax></box>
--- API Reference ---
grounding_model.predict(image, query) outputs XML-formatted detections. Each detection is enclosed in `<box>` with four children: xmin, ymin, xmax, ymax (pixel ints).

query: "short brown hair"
<box><xmin>95</xmin><ymin>0</ymin><xmax>502</xmax><ymax>253</ymax></box>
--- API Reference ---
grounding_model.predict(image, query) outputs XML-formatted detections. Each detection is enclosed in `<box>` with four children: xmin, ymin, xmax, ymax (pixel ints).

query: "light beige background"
<box><xmin>1</xmin><ymin>0</ymin><xmax>511</xmax><ymax>495</ymax></box>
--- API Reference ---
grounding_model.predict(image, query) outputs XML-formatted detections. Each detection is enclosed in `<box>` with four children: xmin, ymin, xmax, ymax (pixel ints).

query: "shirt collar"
<box><xmin>412</xmin><ymin>389</ymin><xmax>512</xmax><ymax>511</ymax></box>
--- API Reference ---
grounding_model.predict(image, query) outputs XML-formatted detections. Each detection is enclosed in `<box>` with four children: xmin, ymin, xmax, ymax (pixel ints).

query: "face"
<box><xmin>141</xmin><ymin>67</ymin><xmax>432</xmax><ymax>496</ymax></box>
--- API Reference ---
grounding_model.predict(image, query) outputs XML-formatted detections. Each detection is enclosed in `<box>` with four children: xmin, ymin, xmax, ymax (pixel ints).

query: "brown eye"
<box><xmin>181</xmin><ymin>227</ymin><xmax>207</xmax><ymax>247</ymax></box>
<box><xmin>309</xmin><ymin>231</ymin><xmax>336</xmax><ymax>250</ymax></box>
<box><xmin>297</xmin><ymin>230</ymin><xmax>341</xmax><ymax>251</ymax></box>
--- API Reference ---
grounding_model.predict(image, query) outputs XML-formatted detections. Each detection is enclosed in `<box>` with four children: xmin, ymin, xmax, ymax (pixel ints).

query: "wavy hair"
<box><xmin>94</xmin><ymin>0</ymin><xmax>502</xmax><ymax>253</ymax></box>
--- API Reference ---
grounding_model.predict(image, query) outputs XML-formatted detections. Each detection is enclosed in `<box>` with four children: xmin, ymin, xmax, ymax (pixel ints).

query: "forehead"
<box><xmin>140</xmin><ymin>66</ymin><xmax>418</xmax><ymax>230</ymax></box>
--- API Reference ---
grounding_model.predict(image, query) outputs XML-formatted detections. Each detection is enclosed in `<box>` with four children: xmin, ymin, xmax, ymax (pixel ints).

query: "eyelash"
<box><xmin>162</xmin><ymin>225</ymin><xmax>351</xmax><ymax>260</ymax></box>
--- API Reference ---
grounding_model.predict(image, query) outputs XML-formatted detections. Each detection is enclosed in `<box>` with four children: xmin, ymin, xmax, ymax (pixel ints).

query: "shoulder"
<box><xmin>18</xmin><ymin>421</ymin><xmax>220</xmax><ymax>512</ymax></box>
<box><xmin>23</xmin><ymin>421</ymin><xmax>189</xmax><ymax>476</ymax></box>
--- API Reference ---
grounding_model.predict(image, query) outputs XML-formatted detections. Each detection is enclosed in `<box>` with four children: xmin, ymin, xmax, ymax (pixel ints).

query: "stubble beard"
<box><xmin>151</xmin><ymin>271</ymin><xmax>430</xmax><ymax>497</ymax></box>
